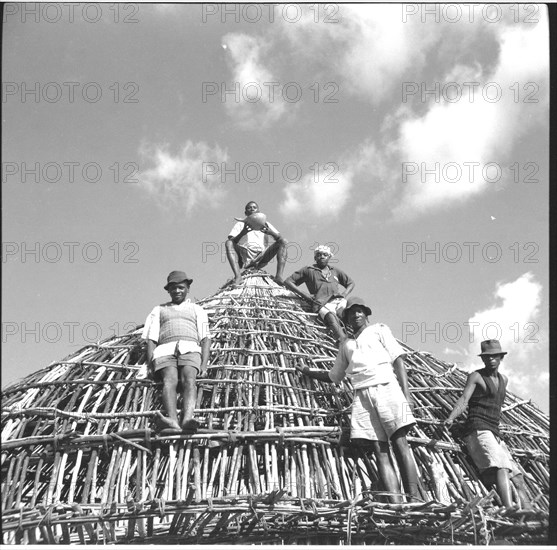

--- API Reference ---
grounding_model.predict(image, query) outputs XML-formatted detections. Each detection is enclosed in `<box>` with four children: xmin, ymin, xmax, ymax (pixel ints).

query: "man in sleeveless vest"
<box><xmin>226</xmin><ymin>201</ymin><xmax>288</xmax><ymax>286</ymax></box>
<box><xmin>283</xmin><ymin>245</ymin><xmax>355</xmax><ymax>343</ymax></box>
<box><xmin>142</xmin><ymin>271</ymin><xmax>211</xmax><ymax>433</ymax></box>
<box><xmin>445</xmin><ymin>339</ymin><xmax>531</xmax><ymax>508</ymax></box>
<box><xmin>296</xmin><ymin>297</ymin><xmax>420</xmax><ymax>503</ymax></box>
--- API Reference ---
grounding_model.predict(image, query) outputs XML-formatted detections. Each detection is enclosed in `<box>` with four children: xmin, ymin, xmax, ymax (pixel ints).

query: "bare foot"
<box><xmin>274</xmin><ymin>275</ymin><xmax>284</xmax><ymax>285</ymax></box>
<box><xmin>155</xmin><ymin>411</ymin><xmax>181</xmax><ymax>431</ymax></box>
<box><xmin>232</xmin><ymin>275</ymin><xmax>243</xmax><ymax>287</ymax></box>
<box><xmin>181</xmin><ymin>419</ymin><xmax>200</xmax><ymax>433</ymax></box>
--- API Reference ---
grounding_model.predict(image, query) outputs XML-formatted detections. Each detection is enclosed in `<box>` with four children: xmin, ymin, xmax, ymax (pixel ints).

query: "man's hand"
<box><xmin>444</xmin><ymin>418</ymin><xmax>454</xmax><ymax>428</ymax></box>
<box><xmin>198</xmin><ymin>363</ymin><xmax>208</xmax><ymax>377</ymax></box>
<box><xmin>294</xmin><ymin>363</ymin><xmax>309</xmax><ymax>375</ymax></box>
<box><xmin>261</xmin><ymin>223</ymin><xmax>280</xmax><ymax>240</ymax></box>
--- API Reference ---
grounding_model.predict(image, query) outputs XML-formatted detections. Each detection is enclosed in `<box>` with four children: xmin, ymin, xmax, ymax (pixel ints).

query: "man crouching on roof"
<box><xmin>142</xmin><ymin>270</ymin><xmax>211</xmax><ymax>433</ymax></box>
<box><xmin>283</xmin><ymin>245</ymin><xmax>354</xmax><ymax>343</ymax></box>
<box><xmin>296</xmin><ymin>297</ymin><xmax>420</xmax><ymax>503</ymax></box>
<box><xmin>226</xmin><ymin>201</ymin><xmax>288</xmax><ymax>286</ymax></box>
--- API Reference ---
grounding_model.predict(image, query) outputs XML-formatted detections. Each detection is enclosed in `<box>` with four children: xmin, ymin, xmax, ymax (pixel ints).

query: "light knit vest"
<box><xmin>158</xmin><ymin>303</ymin><xmax>199</xmax><ymax>344</ymax></box>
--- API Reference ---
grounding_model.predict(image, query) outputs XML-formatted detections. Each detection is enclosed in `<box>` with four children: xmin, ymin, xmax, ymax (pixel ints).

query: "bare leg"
<box><xmin>157</xmin><ymin>367</ymin><xmax>181</xmax><ymax>431</ymax></box>
<box><xmin>391</xmin><ymin>427</ymin><xmax>420</xmax><ymax>501</ymax></box>
<box><xmin>179</xmin><ymin>365</ymin><xmax>198</xmax><ymax>430</ymax></box>
<box><xmin>225</xmin><ymin>239</ymin><xmax>243</xmax><ymax>286</ymax></box>
<box><xmin>324</xmin><ymin>312</ymin><xmax>346</xmax><ymax>342</ymax></box>
<box><xmin>510</xmin><ymin>473</ymin><xmax>532</xmax><ymax>509</ymax></box>
<box><xmin>253</xmin><ymin>238</ymin><xmax>288</xmax><ymax>282</ymax></box>
<box><xmin>489</xmin><ymin>468</ymin><xmax>512</xmax><ymax>507</ymax></box>
<box><xmin>357</xmin><ymin>439</ymin><xmax>404</xmax><ymax>503</ymax></box>
<box><xmin>274</xmin><ymin>237</ymin><xmax>288</xmax><ymax>282</ymax></box>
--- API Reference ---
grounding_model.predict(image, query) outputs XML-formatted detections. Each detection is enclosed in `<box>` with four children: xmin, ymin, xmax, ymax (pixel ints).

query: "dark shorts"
<box><xmin>153</xmin><ymin>352</ymin><xmax>201</xmax><ymax>374</ymax></box>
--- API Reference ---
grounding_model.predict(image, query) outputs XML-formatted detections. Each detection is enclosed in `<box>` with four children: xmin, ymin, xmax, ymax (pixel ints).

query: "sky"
<box><xmin>2</xmin><ymin>4</ymin><xmax>550</xmax><ymax>413</ymax></box>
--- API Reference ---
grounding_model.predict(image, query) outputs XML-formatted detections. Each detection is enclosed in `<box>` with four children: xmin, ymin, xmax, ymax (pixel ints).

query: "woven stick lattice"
<box><xmin>1</xmin><ymin>270</ymin><xmax>549</xmax><ymax>544</ymax></box>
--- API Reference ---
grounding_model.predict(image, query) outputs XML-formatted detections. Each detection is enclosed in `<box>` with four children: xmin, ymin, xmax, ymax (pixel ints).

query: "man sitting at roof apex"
<box><xmin>226</xmin><ymin>200</ymin><xmax>288</xmax><ymax>287</ymax></box>
<box><xmin>283</xmin><ymin>244</ymin><xmax>355</xmax><ymax>343</ymax></box>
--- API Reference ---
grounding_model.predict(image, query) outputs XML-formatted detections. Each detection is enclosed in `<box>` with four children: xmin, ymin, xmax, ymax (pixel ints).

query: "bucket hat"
<box><xmin>164</xmin><ymin>270</ymin><xmax>193</xmax><ymax>290</ymax></box>
<box><xmin>478</xmin><ymin>339</ymin><xmax>507</xmax><ymax>356</ymax></box>
<box><xmin>343</xmin><ymin>296</ymin><xmax>372</xmax><ymax>319</ymax></box>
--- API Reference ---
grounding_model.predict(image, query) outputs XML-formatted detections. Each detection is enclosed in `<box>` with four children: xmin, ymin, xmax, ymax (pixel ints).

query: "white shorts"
<box><xmin>318</xmin><ymin>297</ymin><xmax>347</xmax><ymax>321</ymax></box>
<box><xmin>351</xmin><ymin>381</ymin><xmax>416</xmax><ymax>442</ymax></box>
<box><xmin>464</xmin><ymin>430</ymin><xmax>522</xmax><ymax>478</ymax></box>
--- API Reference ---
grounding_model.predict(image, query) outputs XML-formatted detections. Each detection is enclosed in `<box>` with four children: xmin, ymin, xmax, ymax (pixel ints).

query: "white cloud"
<box><xmin>219</xmin><ymin>7</ymin><xmax>548</xmax><ymax>221</ymax></box>
<box><xmin>277</xmin><ymin>5</ymin><xmax>436</xmax><ymax>104</ymax></box>
<box><xmin>221</xmin><ymin>32</ymin><xmax>290</xmax><ymax>128</ymax></box>
<box><xmin>333</xmin><ymin>6</ymin><xmax>435</xmax><ymax>103</ymax></box>
<box><xmin>220</xmin><ymin>6</ymin><xmax>438</xmax><ymax>128</ymax></box>
<box><xmin>464</xmin><ymin>272</ymin><xmax>546</xmax><ymax>402</ymax></box>
<box><xmin>138</xmin><ymin>140</ymin><xmax>228</xmax><ymax>211</ymax></box>
<box><xmin>317</xmin><ymin>9</ymin><xmax>549</xmax><ymax>221</ymax></box>
<box><xmin>390</xmin><ymin>16</ymin><xmax>549</xmax><ymax>219</ymax></box>
<box><xmin>280</xmin><ymin>167</ymin><xmax>353</xmax><ymax>220</ymax></box>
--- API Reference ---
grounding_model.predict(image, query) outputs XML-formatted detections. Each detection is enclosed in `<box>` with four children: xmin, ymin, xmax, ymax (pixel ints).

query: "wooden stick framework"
<box><xmin>1</xmin><ymin>270</ymin><xmax>549</xmax><ymax>544</ymax></box>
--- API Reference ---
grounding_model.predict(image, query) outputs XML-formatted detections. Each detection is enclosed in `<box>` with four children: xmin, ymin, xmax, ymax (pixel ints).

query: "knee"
<box><xmin>180</xmin><ymin>370</ymin><xmax>197</xmax><ymax>388</ymax></box>
<box><xmin>277</xmin><ymin>236</ymin><xmax>288</xmax><ymax>247</ymax></box>
<box><xmin>324</xmin><ymin>312</ymin><xmax>338</xmax><ymax>324</ymax></box>
<box><xmin>391</xmin><ymin>431</ymin><xmax>410</xmax><ymax>450</ymax></box>
<box><xmin>362</xmin><ymin>439</ymin><xmax>390</xmax><ymax>461</ymax></box>
<box><xmin>225</xmin><ymin>239</ymin><xmax>235</xmax><ymax>252</ymax></box>
<box><xmin>511</xmin><ymin>473</ymin><xmax>525</xmax><ymax>487</ymax></box>
<box><xmin>161</xmin><ymin>371</ymin><xmax>178</xmax><ymax>388</ymax></box>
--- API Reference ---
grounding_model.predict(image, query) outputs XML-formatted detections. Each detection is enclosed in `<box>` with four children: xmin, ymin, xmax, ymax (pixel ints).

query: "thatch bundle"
<box><xmin>1</xmin><ymin>270</ymin><xmax>549</xmax><ymax>544</ymax></box>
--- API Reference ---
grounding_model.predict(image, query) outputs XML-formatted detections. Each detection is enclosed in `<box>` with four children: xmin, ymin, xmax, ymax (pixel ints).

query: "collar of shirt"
<box><xmin>162</xmin><ymin>299</ymin><xmax>192</xmax><ymax>307</ymax></box>
<box><xmin>309</xmin><ymin>264</ymin><xmax>334</xmax><ymax>278</ymax></box>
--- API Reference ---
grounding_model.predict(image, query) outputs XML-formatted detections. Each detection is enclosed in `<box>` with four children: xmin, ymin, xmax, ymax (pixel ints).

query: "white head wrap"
<box><xmin>314</xmin><ymin>245</ymin><xmax>333</xmax><ymax>258</ymax></box>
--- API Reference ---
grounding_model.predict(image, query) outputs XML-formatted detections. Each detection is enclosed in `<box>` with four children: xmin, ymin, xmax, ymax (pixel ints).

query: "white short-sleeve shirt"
<box><xmin>228</xmin><ymin>220</ymin><xmax>279</xmax><ymax>262</ymax></box>
<box><xmin>329</xmin><ymin>324</ymin><xmax>406</xmax><ymax>389</ymax></box>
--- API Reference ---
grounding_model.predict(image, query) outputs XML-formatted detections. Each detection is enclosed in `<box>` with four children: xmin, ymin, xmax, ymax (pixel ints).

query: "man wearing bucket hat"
<box><xmin>445</xmin><ymin>340</ymin><xmax>531</xmax><ymax>509</ymax></box>
<box><xmin>142</xmin><ymin>270</ymin><xmax>211</xmax><ymax>433</ymax></box>
<box><xmin>226</xmin><ymin>201</ymin><xmax>288</xmax><ymax>286</ymax></box>
<box><xmin>297</xmin><ymin>297</ymin><xmax>420</xmax><ymax>503</ymax></box>
<box><xmin>283</xmin><ymin>245</ymin><xmax>354</xmax><ymax>342</ymax></box>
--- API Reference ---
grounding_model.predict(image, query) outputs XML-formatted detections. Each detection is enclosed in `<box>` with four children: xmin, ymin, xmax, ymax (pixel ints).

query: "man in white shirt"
<box><xmin>142</xmin><ymin>270</ymin><xmax>211</xmax><ymax>433</ymax></box>
<box><xmin>226</xmin><ymin>201</ymin><xmax>288</xmax><ymax>286</ymax></box>
<box><xmin>297</xmin><ymin>296</ymin><xmax>420</xmax><ymax>502</ymax></box>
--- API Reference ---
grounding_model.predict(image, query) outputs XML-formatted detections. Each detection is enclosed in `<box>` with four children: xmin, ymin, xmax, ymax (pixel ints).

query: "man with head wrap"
<box><xmin>283</xmin><ymin>245</ymin><xmax>355</xmax><ymax>342</ymax></box>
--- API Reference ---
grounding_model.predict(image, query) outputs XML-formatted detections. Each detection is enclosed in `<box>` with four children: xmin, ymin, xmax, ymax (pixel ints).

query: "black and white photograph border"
<box><xmin>1</xmin><ymin>2</ymin><xmax>551</xmax><ymax>546</ymax></box>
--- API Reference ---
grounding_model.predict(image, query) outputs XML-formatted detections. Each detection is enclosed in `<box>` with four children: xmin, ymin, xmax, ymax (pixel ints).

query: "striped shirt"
<box><xmin>141</xmin><ymin>300</ymin><xmax>209</xmax><ymax>360</ymax></box>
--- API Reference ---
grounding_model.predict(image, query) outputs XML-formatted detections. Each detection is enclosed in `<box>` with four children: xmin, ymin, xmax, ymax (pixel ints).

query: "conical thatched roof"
<box><xmin>1</xmin><ymin>270</ymin><xmax>549</xmax><ymax>544</ymax></box>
